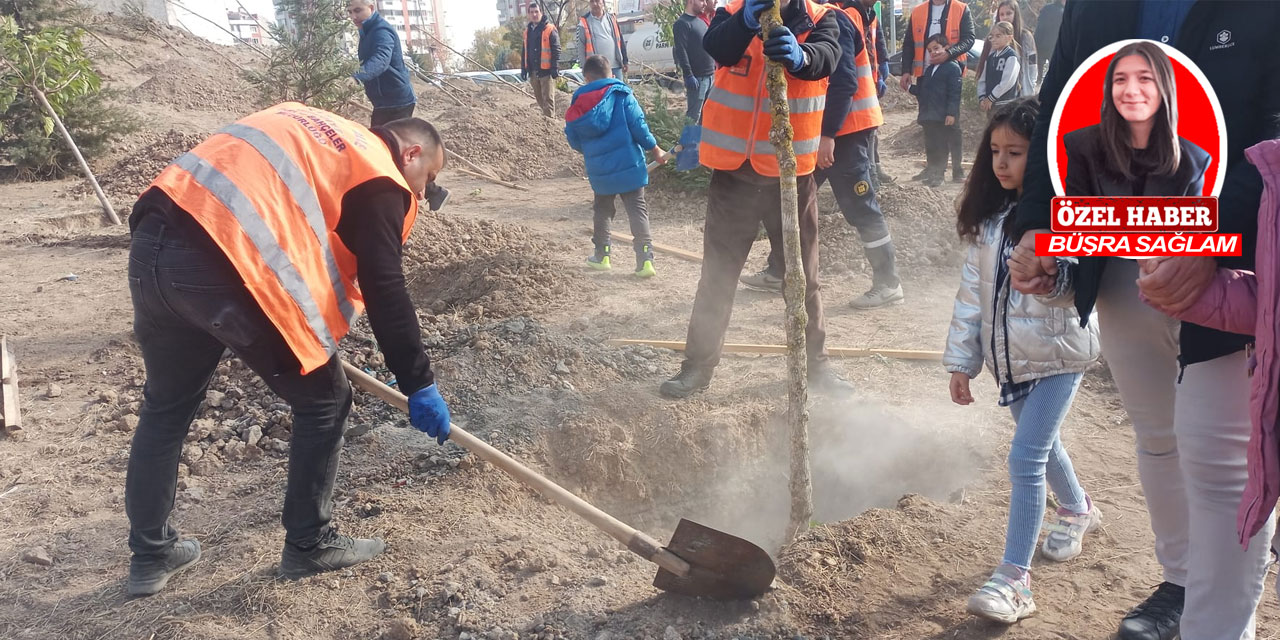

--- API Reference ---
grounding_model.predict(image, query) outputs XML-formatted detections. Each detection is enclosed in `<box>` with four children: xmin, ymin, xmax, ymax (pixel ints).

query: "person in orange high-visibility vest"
<box><xmin>522</xmin><ymin>2</ymin><xmax>561</xmax><ymax>118</ymax></box>
<box><xmin>743</xmin><ymin>2</ymin><xmax>903</xmax><ymax>310</ymax></box>
<box><xmin>578</xmin><ymin>0</ymin><xmax>629</xmax><ymax>80</ymax></box>
<box><xmin>900</xmin><ymin>0</ymin><xmax>974</xmax><ymax>182</ymax></box>
<box><xmin>659</xmin><ymin>0</ymin><xmax>854</xmax><ymax>399</ymax></box>
<box><xmin>122</xmin><ymin>103</ymin><xmax>449</xmax><ymax>596</ymax></box>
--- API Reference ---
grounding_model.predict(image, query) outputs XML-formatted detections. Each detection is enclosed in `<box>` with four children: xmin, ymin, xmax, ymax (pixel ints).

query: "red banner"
<box><xmin>1050</xmin><ymin>197</ymin><xmax>1218</xmax><ymax>232</ymax></box>
<box><xmin>1035</xmin><ymin>233</ymin><xmax>1242</xmax><ymax>258</ymax></box>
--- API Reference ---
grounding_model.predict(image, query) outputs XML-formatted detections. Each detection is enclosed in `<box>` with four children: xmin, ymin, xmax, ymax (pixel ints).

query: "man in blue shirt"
<box><xmin>348</xmin><ymin>0</ymin><xmax>417</xmax><ymax>127</ymax></box>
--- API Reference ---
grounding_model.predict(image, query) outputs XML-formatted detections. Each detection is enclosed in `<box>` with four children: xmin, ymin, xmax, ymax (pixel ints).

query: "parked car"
<box><xmin>453</xmin><ymin>69</ymin><xmax>525</xmax><ymax>87</ymax></box>
<box><xmin>887</xmin><ymin>39</ymin><xmax>984</xmax><ymax>77</ymax></box>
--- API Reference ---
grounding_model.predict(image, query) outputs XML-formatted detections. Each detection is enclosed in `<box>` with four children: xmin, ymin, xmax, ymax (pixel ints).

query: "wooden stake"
<box><xmin>0</xmin><ymin>336</ymin><xmax>21</xmax><ymax>434</ymax></box>
<box><xmin>79</xmin><ymin>26</ymin><xmax>138</xmax><ymax>70</ymax></box>
<box><xmin>760</xmin><ymin>3</ymin><xmax>813</xmax><ymax>543</ymax></box>
<box><xmin>580</xmin><ymin>229</ymin><xmax>704</xmax><ymax>263</ymax></box>
<box><xmin>32</xmin><ymin>88</ymin><xmax>119</xmax><ymax>224</ymax></box>
<box><xmin>454</xmin><ymin>167</ymin><xmax>529</xmax><ymax>191</ymax></box>
<box><xmin>605</xmin><ymin>339</ymin><xmax>944</xmax><ymax>362</ymax></box>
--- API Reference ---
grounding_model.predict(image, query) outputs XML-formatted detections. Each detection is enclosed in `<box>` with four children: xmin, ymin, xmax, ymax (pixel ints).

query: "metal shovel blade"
<box><xmin>652</xmin><ymin>518</ymin><xmax>776</xmax><ymax>601</ymax></box>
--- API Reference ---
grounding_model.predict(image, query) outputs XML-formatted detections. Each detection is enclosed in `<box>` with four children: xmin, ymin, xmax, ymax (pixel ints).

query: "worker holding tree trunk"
<box><xmin>121</xmin><ymin>104</ymin><xmax>453</xmax><ymax>596</ymax></box>
<box><xmin>741</xmin><ymin>0</ymin><xmax>903</xmax><ymax>310</ymax></box>
<box><xmin>659</xmin><ymin>0</ymin><xmax>854</xmax><ymax>399</ymax></box>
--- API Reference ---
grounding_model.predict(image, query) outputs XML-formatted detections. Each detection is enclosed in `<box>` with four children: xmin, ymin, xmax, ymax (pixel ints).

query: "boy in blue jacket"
<box><xmin>565</xmin><ymin>55</ymin><xmax>669</xmax><ymax>277</ymax></box>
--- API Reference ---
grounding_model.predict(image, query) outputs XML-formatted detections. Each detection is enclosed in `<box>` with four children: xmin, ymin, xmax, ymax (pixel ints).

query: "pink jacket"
<box><xmin>1172</xmin><ymin>139</ymin><xmax>1280</xmax><ymax>546</ymax></box>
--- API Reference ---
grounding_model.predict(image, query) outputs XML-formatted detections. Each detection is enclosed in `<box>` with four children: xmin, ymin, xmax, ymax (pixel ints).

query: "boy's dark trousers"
<box><xmin>682</xmin><ymin>165</ymin><xmax>828</xmax><ymax>371</ymax></box>
<box><xmin>125</xmin><ymin>202</ymin><xmax>352</xmax><ymax>558</ymax></box>
<box><xmin>591</xmin><ymin>188</ymin><xmax>653</xmax><ymax>261</ymax></box>
<box><xmin>948</xmin><ymin>114</ymin><xmax>964</xmax><ymax>176</ymax></box>
<box><xmin>922</xmin><ymin>122</ymin><xmax>952</xmax><ymax>177</ymax></box>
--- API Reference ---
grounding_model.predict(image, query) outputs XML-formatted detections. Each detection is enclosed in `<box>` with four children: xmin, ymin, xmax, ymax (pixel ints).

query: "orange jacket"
<box><xmin>524</xmin><ymin>21</ymin><xmax>556</xmax><ymax>71</ymax></box>
<box><xmin>910</xmin><ymin>0</ymin><xmax>968</xmax><ymax>78</ymax></box>
<box><xmin>149</xmin><ymin>103</ymin><xmax>418</xmax><ymax>374</ymax></box>
<box><xmin>835</xmin><ymin>6</ymin><xmax>884</xmax><ymax>136</ymax></box>
<box><xmin>700</xmin><ymin>0</ymin><xmax>831</xmax><ymax>177</ymax></box>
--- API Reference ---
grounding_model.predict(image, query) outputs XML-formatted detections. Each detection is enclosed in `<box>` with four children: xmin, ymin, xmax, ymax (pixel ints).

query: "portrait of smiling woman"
<box><xmin>1063</xmin><ymin>41</ymin><xmax>1210</xmax><ymax>197</ymax></box>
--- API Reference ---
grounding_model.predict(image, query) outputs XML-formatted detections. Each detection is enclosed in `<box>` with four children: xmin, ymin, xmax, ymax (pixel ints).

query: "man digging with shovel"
<box><xmin>660</xmin><ymin>0</ymin><xmax>855</xmax><ymax>399</ymax></box>
<box><xmin>121</xmin><ymin>103</ymin><xmax>453</xmax><ymax>596</ymax></box>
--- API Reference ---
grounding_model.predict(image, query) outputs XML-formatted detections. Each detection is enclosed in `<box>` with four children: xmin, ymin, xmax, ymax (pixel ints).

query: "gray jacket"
<box><xmin>944</xmin><ymin>207</ymin><xmax>1099</xmax><ymax>384</ymax></box>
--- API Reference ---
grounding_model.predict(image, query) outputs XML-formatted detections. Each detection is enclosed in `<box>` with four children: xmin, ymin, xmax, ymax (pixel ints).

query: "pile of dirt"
<box><xmin>128</xmin><ymin>58</ymin><xmax>258</xmax><ymax>113</ymax></box>
<box><xmin>818</xmin><ymin>180</ymin><xmax>964</xmax><ymax>277</ymax></box>
<box><xmin>434</xmin><ymin>103</ymin><xmax>584</xmax><ymax>181</ymax></box>
<box><xmin>403</xmin><ymin>212</ymin><xmax>585</xmax><ymax>319</ymax></box>
<box><xmin>88</xmin><ymin>129</ymin><xmax>209</xmax><ymax>205</ymax></box>
<box><xmin>883</xmin><ymin>107</ymin><xmax>989</xmax><ymax>156</ymax></box>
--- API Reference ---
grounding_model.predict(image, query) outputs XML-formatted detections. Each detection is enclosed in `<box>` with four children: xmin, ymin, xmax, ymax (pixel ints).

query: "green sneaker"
<box><xmin>634</xmin><ymin>244</ymin><xmax>656</xmax><ymax>278</ymax></box>
<box><xmin>587</xmin><ymin>244</ymin><xmax>612</xmax><ymax>271</ymax></box>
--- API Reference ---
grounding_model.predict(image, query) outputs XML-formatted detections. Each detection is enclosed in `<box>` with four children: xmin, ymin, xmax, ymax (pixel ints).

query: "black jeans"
<box><xmin>922</xmin><ymin>121</ymin><xmax>951</xmax><ymax>175</ymax></box>
<box><xmin>370</xmin><ymin>103</ymin><xmax>416</xmax><ymax>127</ymax></box>
<box><xmin>125</xmin><ymin>206</ymin><xmax>352</xmax><ymax>556</ymax></box>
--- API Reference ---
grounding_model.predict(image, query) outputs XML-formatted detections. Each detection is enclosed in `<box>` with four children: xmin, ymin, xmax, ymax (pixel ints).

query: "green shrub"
<box><xmin>638</xmin><ymin>85</ymin><xmax>709</xmax><ymax>193</ymax></box>
<box><xmin>246</xmin><ymin>0</ymin><xmax>360</xmax><ymax>111</ymax></box>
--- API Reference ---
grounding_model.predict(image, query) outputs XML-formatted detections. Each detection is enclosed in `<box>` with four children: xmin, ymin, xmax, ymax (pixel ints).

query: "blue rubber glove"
<box><xmin>741</xmin><ymin>0</ymin><xmax>774</xmax><ymax>31</ymax></box>
<box><xmin>683</xmin><ymin>74</ymin><xmax>699</xmax><ymax>92</ymax></box>
<box><xmin>763</xmin><ymin>26</ymin><xmax>805</xmax><ymax>73</ymax></box>
<box><xmin>408</xmin><ymin>384</ymin><xmax>451</xmax><ymax>445</ymax></box>
<box><xmin>878</xmin><ymin>61</ymin><xmax>891</xmax><ymax>85</ymax></box>
<box><xmin>877</xmin><ymin>77</ymin><xmax>887</xmax><ymax>98</ymax></box>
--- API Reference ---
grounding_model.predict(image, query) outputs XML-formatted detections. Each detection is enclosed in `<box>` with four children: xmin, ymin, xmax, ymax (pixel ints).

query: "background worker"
<box><xmin>522</xmin><ymin>2</ymin><xmax>561</xmax><ymax>119</ymax></box>
<box><xmin>348</xmin><ymin>0</ymin><xmax>416</xmax><ymax>127</ymax></box>
<box><xmin>672</xmin><ymin>0</ymin><xmax>716</xmax><ymax>122</ymax></box>
<box><xmin>660</xmin><ymin>0</ymin><xmax>853</xmax><ymax>399</ymax></box>
<box><xmin>122</xmin><ymin>104</ymin><xmax>452</xmax><ymax>597</ymax></box>
<box><xmin>741</xmin><ymin>1</ymin><xmax>903</xmax><ymax>310</ymax></box>
<box><xmin>899</xmin><ymin>0</ymin><xmax>974</xmax><ymax>183</ymax></box>
<box><xmin>578</xmin><ymin>0</ymin><xmax>629</xmax><ymax>81</ymax></box>
<box><xmin>861</xmin><ymin>0</ymin><xmax>893</xmax><ymax>188</ymax></box>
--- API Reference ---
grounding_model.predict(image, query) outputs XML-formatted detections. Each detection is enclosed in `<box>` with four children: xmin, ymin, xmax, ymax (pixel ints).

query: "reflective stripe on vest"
<box><xmin>150</xmin><ymin>103</ymin><xmax>417</xmax><ymax>374</ymax></box>
<box><xmin>836</xmin><ymin>6</ymin><xmax>884</xmax><ymax>136</ymax></box>
<box><xmin>524</xmin><ymin>23</ymin><xmax>554</xmax><ymax>70</ymax></box>
<box><xmin>910</xmin><ymin>0</ymin><xmax>967</xmax><ymax>78</ymax></box>
<box><xmin>698</xmin><ymin>0</ymin><xmax>830</xmax><ymax>177</ymax></box>
<box><xmin>580</xmin><ymin>14</ymin><xmax>620</xmax><ymax>58</ymax></box>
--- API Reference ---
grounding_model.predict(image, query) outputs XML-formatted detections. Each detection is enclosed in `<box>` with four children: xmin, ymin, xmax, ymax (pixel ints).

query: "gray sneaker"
<box><xmin>280</xmin><ymin>527</ymin><xmax>386</xmax><ymax>580</ymax></box>
<box><xmin>966</xmin><ymin>564</ymin><xmax>1037</xmax><ymax>624</ymax></box>
<box><xmin>1041</xmin><ymin>501</ymin><xmax>1102</xmax><ymax>562</ymax></box>
<box><xmin>809</xmin><ymin>361</ymin><xmax>855</xmax><ymax>396</ymax></box>
<box><xmin>740</xmin><ymin>269</ymin><xmax>783</xmax><ymax>293</ymax></box>
<box><xmin>850</xmin><ymin>284</ymin><xmax>905</xmax><ymax>310</ymax></box>
<box><xmin>128</xmin><ymin>538</ymin><xmax>202</xmax><ymax>596</ymax></box>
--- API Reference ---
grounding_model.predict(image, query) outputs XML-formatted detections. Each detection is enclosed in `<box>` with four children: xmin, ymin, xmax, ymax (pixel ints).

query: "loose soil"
<box><xmin>1</xmin><ymin>19</ymin><xmax>1277</xmax><ymax>640</ymax></box>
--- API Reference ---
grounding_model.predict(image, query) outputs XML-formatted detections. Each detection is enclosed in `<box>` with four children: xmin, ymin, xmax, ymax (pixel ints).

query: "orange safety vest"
<box><xmin>149</xmin><ymin>103</ymin><xmax>419</xmax><ymax>374</ymax></box>
<box><xmin>910</xmin><ymin>0</ymin><xmax>968</xmax><ymax>78</ymax></box>
<box><xmin>867</xmin><ymin>10</ymin><xmax>880</xmax><ymax>82</ymax></box>
<box><xmin>699</xmin><ymin>0</ymin><xmax>830</xmax><ymax>177</ymax></box>
<box><xmin>524</xmin><ymin>22</ymin><xmax>555</xmax><ymax>71</ymax></box>
<box><xmin>579</xmin><ymin>13</ymin><xmax>621</xmax><ymax>58</ymax></box>
<box><xmin>835</xmin><ymin>6</ymin><xmax>884</xmax><ymax>137</ymax></box>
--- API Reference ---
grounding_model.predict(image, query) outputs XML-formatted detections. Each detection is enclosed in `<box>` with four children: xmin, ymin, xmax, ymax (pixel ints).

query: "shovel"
<box><xmin>341</xmin><ymin>362</ymin><xmax>776</xmax><ymax>600</ymax></box>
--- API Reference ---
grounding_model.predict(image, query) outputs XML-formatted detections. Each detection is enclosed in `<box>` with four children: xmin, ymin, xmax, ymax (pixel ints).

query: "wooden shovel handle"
<box><xmin>341</xmin><ymin>362</ymin><xmax>690</xmax><ymax>577</ymax></box>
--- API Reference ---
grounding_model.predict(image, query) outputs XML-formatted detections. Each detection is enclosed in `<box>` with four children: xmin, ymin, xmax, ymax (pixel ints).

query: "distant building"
<box><xmin>227</xmin><ymin>10</ymin><xmax>271</xmax><ymax>47</ymax></box>
<box><xmin>498</xmin><ymin>0</ymin><xmax>658</xmax><ymax>24</ymax></box>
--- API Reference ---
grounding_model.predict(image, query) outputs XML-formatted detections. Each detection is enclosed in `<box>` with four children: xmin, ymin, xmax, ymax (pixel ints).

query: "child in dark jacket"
<box><xmin>910</xmin><ymin>34</ymin><xmax>963</xmax><ymax>187</ymax></box>
<box><xmin>565</xmin><ymin>55</ymin><xmax>669</xmax><ymax>277</ymax></box>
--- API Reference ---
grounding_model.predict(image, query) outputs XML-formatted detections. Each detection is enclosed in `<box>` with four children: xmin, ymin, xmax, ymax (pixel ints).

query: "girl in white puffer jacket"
<box><xmin>944</xmin><ymin>98</ymin><xmax>1102</xmax><ymax>625</ymax></box>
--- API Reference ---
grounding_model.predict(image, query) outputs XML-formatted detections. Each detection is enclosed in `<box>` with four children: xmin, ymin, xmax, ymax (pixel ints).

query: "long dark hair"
<box><xmin>956</xmin><ymin>97</ymin><xmax>1039</xmax><ymax>242</ymax></box>
<box><xmin>995</xmin><ymin>1</ymin><xmax>1029</xmax><ymax>49</ymax></box>
<box><xmin>1100</xmin><ymin>41</ymin><xmax>1180</xmax><ymax>179</ymax></box>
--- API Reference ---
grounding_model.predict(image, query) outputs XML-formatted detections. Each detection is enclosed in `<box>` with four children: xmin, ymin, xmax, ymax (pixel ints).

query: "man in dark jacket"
<box><xmin>522</xmin><ymin>2</ymin><xmax>561</xmax><ymax>118</ymax></box>
<box><xmin>659</xmin><ymin>0</ymin><xmax>854</xmax><ymax>399</ymax></box>
<box><xmin>1009</xmin><ymin>3</ymin><xmax>1280</xmax><ymax>639</ymax></box>
<box><xmin>1032</xmin><ymin>0</ymin><xmax>1064</xmax><ymax>80</ymax></box>
<box><xmin>672</xmin><ymin>0</ymin><xmax>716</xmax><ymax>122</ymax></box>
<box><xmin>348</xmin><ymin>0</ymin><xmax>416</xmax><ymax>126</ymax></box>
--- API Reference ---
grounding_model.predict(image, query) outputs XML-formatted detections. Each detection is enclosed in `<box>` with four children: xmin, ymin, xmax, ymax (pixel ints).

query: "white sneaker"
<box><xmin>966</xmin><ymin>564</ymin><xmax>1037</xmax><ymax>624</ymax></box>
<box><xmin>1041</xmin><ymin>501</ymin><xmax>1102</xmax><ymax>562</ymax></box>
<box><xmin>849</xmin><ymin>284</ymin><xmax>905</xmax><ymax>310</ymax></box>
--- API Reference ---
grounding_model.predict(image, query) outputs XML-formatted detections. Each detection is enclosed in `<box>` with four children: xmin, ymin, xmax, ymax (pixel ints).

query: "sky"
<box><xmin>225</xmin><ymin>0</ymin><xmax>500</xmax><ymax>51</ymax></box>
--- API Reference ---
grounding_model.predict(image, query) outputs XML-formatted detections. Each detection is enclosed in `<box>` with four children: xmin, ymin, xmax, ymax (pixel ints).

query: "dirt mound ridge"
<box><xmin>435</xmin><ymin>103</ymin><xmax>583</xmax><ymax>181</ymax></box>
<box><xmin>404</xmin><ymin>213</ymin><xmax>584</xmax><ymax>319</ymax></box>
<box><xmin>819</xmin><ymin>181</ymin><xmax>964</xmax><ymax>276</ymax></box>
<box><xmin>129</xmin><ymin>59</ymin><xmax>257</xmax><ymax>113</ymax></box>
<box><xmin>90</xmin><ymin>129</ymin><xmax>209</xmax><ymax>205</ymax></box>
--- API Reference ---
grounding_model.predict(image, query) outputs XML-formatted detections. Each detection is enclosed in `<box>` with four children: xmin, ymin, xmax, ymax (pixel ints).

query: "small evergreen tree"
<box><xmin>247</xmin><ymin>0</ymin><xmax>359</xmax><ymax>110</ymax></box>
<box><xmin>0</xmin><ymin>13</ymin><xmax>135</xmax><ymax>180</ymax></box>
